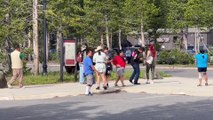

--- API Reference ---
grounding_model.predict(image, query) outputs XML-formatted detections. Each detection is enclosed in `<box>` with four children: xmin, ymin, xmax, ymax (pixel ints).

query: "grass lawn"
<box><xmin>7</xmin><ymin>70</ymin><xmax>171</xmax><ymax>86</ymax></box>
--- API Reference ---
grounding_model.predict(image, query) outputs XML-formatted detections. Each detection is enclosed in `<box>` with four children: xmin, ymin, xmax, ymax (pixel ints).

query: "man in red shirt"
<box><xmin>113</xmin><ymin>50</ymin><xmax>126</xmax><ymax>87</ymax></box>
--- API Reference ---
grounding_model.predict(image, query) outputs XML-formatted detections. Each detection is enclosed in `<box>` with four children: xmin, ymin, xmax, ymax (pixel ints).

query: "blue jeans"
<box><xmin>79</xmin><ymin>63</ymin><xmax>85</xmax><ymax>84</ymax></box>
<box><xmin>129</xmin><ymin>63</ymin><xmax>140</xmax><ymax>84</ymax></box>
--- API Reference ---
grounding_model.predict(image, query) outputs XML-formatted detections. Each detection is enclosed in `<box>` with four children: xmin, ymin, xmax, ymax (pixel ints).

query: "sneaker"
<box><xmin>96</xmin><ymin>86</ymin><xmax>100</xmax><ymax>90</ymax></box>
<box><xmin>19</xmin><ymin>84</ymin><xmax>25</xmax><ymax>88</ymax></box>
<box><xmin>103</xmin><ymin>86</ymin><xmax>107</xmax><ymax>90</ymax></box>
<box><xmin>134</xmin><ymin>83</ymin><xmax>141</xmax><ymax>85</ymax></box>
<box><xmin>7</xmin><ymin>83</ymin><xmax>12</xmax><ymax>89</ymax></box>
<box><xmin>150</xmin><ymin>80</ymin><xmax>154</xmax><ymax>84</ymax></box>
<box><xmin>85</xmin><ymin>92</ymin><xmax>93</xmax><ymax>96</ymax></box>
<box><xmin>205</xmin><ymin>83</ymin><xmax>208</xmax><ymax>86</ymax></box>
<box><xmin>145</xmin><ymin>81</ymin><xmax>150</xmax><ymax>84</ymax></box>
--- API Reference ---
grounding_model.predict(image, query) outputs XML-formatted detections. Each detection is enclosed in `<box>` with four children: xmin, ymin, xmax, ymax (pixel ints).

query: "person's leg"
<box><xmin>7</xmin><ymin>69</ymin><xmax>18</xmax><ymax>88</ymax></box>
<box><xmin>120</xmin><ymin>69</ymin><xmax>125</xmax><ymax>86</ymax></box>
<box><xmin>151</xmin><ymin>62</ymin><xmax>155</xmax><ymax>80</ymax></box>
<box><xmin>203</xmin><ymin>72</ymin><xmax>208</xmax><ymax>86</ymax></box>
<box><xmin>150</xmin><ymin>63</ymin><xmax>154</xmax><ymax>84</ymax></box>
<box><xmin>120</xmin><ymin>75</ymin><xmax>125</xmax><ymax>86</ymax></box>
<box><xmin>96</xmin><ymin>73</ymin><xmax>101</xmax><ymax>89</ymax></box>
<box><xmin>79</xmin><ymin>64</ymin><xmax>85</xmax><ymax>84</ymax></box>
<box><xmin>134</xmin><ymin>64</ymin><xmax>140</xmax><ymax>84</ymax></box>
<box><xmin>101</xmin><ymin>73</ymin><xmax>107</xmax><ymax>90</ymax></box>
<box><xmin>85</xmin><ymin>75</ymin><xmax>93</xmax><ymax>96</ymax></box>
<box><xmin>17</xmin><ymin>69</ymin><xmax>24</xmax><ymax>88</ymax></box>
<box><xmin>129</xmin><ymin>64</ymin><xmax>136</xmax><ymax>83</ymax></box>
<box><xmin>198</xmin><ymin>72</ymin><xmax>202</xmax><ymax>86</ymax></box>
<box><xmin>146</xmin><ymin>64</ymin><xmax>150</xmax><ymax>83</ymax></box>
<box><xmin>114</xmin><ymin>76</ymin><xmax>120</xmax><ymax>86</ymax></box>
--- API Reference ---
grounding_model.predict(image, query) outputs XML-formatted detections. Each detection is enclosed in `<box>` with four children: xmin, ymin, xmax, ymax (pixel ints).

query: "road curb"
<box><xmin>0</xmin><ymin>88</ymin><xmax>122</xmax><ymax>101</ymax></box>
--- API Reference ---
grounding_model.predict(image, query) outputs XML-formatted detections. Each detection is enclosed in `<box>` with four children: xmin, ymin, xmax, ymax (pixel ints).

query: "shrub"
<box><xmin>158</xmin><ymin>49</ymin><xmax>194</xmax><ymax>65</ymax></box>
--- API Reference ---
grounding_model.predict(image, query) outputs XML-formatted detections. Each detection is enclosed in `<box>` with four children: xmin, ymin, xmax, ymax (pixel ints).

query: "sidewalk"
<box><xmin>0</xmin><ymin>76</ymin><xmax>212</xmax><ymax>101</ymax></box>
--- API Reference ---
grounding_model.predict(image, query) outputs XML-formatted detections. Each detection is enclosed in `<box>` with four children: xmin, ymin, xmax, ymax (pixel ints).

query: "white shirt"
<box><xmin>93</xmin><ymin>52</ymin><xmax>106</xmax><ymax>73</ymax></box>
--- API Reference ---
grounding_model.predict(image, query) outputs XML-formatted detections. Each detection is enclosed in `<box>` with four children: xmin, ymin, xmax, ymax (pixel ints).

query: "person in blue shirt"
<box><xmin>195</xmin><ymin>49</ymin><xmax>209</xmax><ymax>86</ymax></box>
<box><xmin>83</xmin><ymin>48</ymin><xmax>100</xmax><ymax>96</ymax></box>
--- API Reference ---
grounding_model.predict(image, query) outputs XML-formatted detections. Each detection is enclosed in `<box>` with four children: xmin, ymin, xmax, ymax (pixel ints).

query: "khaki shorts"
<box><xmin>86</xmin><ymin>74</ymin><xmax>95</xmax><ymax>85</ymax></box>
<box><xmin>116</xmin><ymin>67</ymin><xmax>125</xmax><ymax>77</ymax></box>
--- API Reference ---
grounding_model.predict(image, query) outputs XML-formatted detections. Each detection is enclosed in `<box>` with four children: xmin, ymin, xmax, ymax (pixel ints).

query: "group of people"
<box><xmin>77</xmin><ymin>44</ymin><xmax>157</xmax><ymax>96</ymax></box>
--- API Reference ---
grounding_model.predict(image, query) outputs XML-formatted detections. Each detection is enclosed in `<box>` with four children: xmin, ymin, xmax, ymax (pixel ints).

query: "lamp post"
<box><xmin>42</xmin><ymin>0</ymin><xmax>47</xmax><ymax>75</ymax></box>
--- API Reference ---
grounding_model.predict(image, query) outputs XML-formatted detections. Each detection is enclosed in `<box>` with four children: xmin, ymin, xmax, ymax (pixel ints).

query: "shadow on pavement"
<box><xmin>0</xmin><ymin>93</ymin><xmax>213</xmax><ymax>120</ymax></box>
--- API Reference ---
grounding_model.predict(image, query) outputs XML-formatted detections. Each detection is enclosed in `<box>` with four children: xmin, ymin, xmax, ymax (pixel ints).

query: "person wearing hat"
<box><xmin>93</xmin><ymin>46</ymin><xmax>108</xmax><ymax>90</ymax></box>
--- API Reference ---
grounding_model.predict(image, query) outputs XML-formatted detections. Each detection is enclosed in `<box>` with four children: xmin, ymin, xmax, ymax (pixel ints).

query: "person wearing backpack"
<box><xmin>129</xmin><ymin>47</ymin><xmax>144</xmax><ymax>85</ymax></box>
<box><xmin>195</xmin><ymin>49</ymin><xmax>208</xmax><ymax>86</ymax></box>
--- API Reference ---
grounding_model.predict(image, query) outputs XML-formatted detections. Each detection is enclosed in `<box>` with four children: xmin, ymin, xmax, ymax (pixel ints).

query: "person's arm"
<box><xmin>146</xmin><ymin>50</ymin><xmax>150</xmax><ymax>59</ymax></box>
<box><xmin>88</xmin><ymin>58</ymin><xmax>100</xmax><ymax>75</ymax></box>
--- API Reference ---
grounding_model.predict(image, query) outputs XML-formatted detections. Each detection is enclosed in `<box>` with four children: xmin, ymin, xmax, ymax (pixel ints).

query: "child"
<box><xmin>113</xmin><ymin>50</ymin><xmax>126</xmax><ymax>87</ymax></box>
<box><xmin>83</xmin><ymin>48</ymin><xmax>100</xmax><ymax>96</ymax></box>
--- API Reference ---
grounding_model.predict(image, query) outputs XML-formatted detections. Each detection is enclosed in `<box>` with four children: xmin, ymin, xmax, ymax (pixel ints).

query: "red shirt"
<box><xmin>113</xmin><ymin>55</ymin><xmax>126</xmax><ymax>68</ymax></box>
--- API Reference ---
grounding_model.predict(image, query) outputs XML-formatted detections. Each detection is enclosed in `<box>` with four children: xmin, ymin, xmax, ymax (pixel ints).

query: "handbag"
<box><xmin>146</xmin><ymin>56</ymin><xmax>153</xmax><ymax>64</ymax></box>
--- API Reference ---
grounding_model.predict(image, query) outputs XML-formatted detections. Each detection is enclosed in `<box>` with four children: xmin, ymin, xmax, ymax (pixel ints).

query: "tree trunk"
<box><xmin>110</xmin><ymin>31</ymin><xmax>113</xmax><ymax>49</ymax></box>
<box><xmin>27</xmin><ymin>31</ymin><xmax>32</xmax><ymax>61</ymax></box>
<box><xmin>57</xmin><ymin>26</ymin><xmax>62</xmax><ymax>58</ymax></box>
<box><xmin>101</xmin><ymin>33</ymin><xmax>104</xmax><ymax>45</ymax></box>
<box><xmin>118</xmin><ymin>29</ymin><xmax>122</xmax><ymax>50</ymax></box>
<box><xmin>33</xmin><ymin>0</ymin><xmax>39</xmax><ymax>75</ymax></box>
<box><xmin>105</xmin><ymin>15</ymin><xmax>110</xmax><ymax>49</ymax></box>
<box><xmin>46</xmin><ymin>32</ymin><xmax>49</xmax><ymax>61</ymax></box>
<box><xmin>141</xmin><ymin>19</ymin><xmax>145</xmax><ymax>47</ymax></box>
<box><xmin>56</xmin><ymin>28</ymin><xmax>61</xmax><ymax>57</ymax></box>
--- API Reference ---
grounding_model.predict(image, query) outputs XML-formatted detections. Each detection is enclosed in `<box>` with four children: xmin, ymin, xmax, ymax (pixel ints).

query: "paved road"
<box><xmin>162</xmin><ymin>69</ymin><xmax>213</xmax><ymax>79</ymax></box>
<box><xmin>1</xmin><ymin>93</ymin><xmax>213</xmax><ymax>120</ymax></box>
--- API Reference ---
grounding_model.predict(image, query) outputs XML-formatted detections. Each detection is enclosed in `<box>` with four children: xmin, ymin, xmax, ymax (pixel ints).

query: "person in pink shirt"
<box><xmin>113</xmin><ymin>50</ymin><xmax>126</xmax><ymax>87</ymax></box>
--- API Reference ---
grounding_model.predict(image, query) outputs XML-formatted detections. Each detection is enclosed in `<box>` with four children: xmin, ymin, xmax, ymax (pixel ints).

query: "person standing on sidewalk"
<box><xmin>145</xmin><ymin>44</ymin><xmax>157</xmax><ymax>84</ymax></box>
<box><xmin>129</xmin><ymin>47</ymin><xmax>144</xmax><ymax>85</ymax></box>
<box><xmin>7</xmin><ymin>44</ymin><xmax>24</xmax><ymax>88</ymax></box>
<box><xmin>93</xmin><ymin>46</ymin><xmax>107</xmax><ymax>90</ymax></box>
<box><xmin>83</xmin><ymin>48</ymin><xmax>100</xmax><ymax>96</ymax></box>
<box><xmin>103</xmin><ymin>46</ymin><xmax>112</xmax><ymax>88</ymax></box>
<box><xmin>195</xmin><ymin>49</ymin><xmax>209</xmax><ymax>86</ymax></box>
<box><xmin>113</xmin><ymin>50</ymin><xmax>126</xmax><ymax>87</ymax></box>
<box><xmin>79</xmin><ymin>44</ymin><xmax>87</xmax><ymax>84</ymax></box>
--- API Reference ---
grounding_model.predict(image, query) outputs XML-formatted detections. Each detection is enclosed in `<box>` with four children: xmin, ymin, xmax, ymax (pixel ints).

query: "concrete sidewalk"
<box><xmin>0</xmin><ymin>76</ymin><xmax>212</xmax><ymax>101</ymax></box>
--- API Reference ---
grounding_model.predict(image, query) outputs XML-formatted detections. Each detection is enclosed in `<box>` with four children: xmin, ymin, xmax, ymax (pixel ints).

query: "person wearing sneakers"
<box><xmin>7</xmin><ymin>44</ymin><xmax>24</xmax><ymax>88</ymax></box>
<box><xmin>83</xmin><ymin>48</ymin><xmax>100</xmax><ymax>96</ymax></box>
<box><xmin>93</xmin><ymin>46</ymin><xmax>107</xmax><ymax>90</ymax></box>
<box><xmin>195</xmin><ymin>49</ymin><xmax>209</xmax><ymax>86</ymax></box>
<box><xmin>129</xmin><ymin>47</ymin><xmax>144</xmax><ymax>85</ymax></box>
<box><xmin>113</xmin><ymin>50</ymin><xmax>126</xmax><ymax>87</ymax></box>
<box><xmin>145</xmin><ymin>44</ymin><xmax>157</xmax><ymax>84</ymax></box>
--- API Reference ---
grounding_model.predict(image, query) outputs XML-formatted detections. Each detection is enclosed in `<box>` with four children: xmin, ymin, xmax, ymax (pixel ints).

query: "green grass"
<box><xmin>9</xmin><ymin>70</ymin><xmax>171</xmax><ymax>86</ymax></box>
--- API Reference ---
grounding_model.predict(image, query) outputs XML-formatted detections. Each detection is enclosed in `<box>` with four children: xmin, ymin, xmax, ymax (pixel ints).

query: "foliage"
<box><xmin>8</xmin><ymin>70</ymin><xmax>170</xmax><ymax>86</ymax></box>
<box><xmin>158</xmin><ymin>50</ymin><xmax>194</xmax><ymax>64</ymax></box>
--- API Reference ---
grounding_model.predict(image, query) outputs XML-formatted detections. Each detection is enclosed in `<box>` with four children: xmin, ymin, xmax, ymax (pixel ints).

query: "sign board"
<box><xmin>64</xmin><ymin>40</ymin><xmax>76</xmax><ymax>66</ymax></box>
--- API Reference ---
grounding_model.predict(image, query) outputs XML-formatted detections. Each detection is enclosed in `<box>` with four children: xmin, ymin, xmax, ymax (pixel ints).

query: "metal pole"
<box><xmin>60</xmin><ymin>37</ymin><xmax>64</xmax><ymax>82</ymax></box>
<box><xmin>42</xmin><ymin>0</ymin><xmax>48</xmax><ymax>75</ymax></box>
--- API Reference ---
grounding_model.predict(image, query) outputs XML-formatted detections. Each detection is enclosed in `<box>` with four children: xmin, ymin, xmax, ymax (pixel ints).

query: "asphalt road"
<box><xmin>162</xmin><ymin>69</ymin><xmax>213</xmax><ymax>79</ymax></box>
<box><xmin>1</xmin><ymin>93</ymin><xmax>213</xmax><ymax>120</ymax></box>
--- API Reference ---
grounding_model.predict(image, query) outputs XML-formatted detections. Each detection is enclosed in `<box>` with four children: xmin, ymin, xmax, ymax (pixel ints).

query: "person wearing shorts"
<box><xmin>103</xmin><ymin>47</ymin><xmax>112</xmax><ymax>87</ymax></box>
<box><xmin>195</xmin><ymin>49</ymin><xmax>208</xmax><ymax>86</ymax></box>
<box><xmin>93</xmin><ymin>46</ymin><xmax>107</xmax><ymax>90</ymax></box>
<box><xmin>113</xmin><ymin>50</ymin><xmax>126</xmax><ymax>87</ymax></box>
<box><xmin>83</xmin><ymin>49</ymin><xmax>100</xmax><ymax>96</ymax></box>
